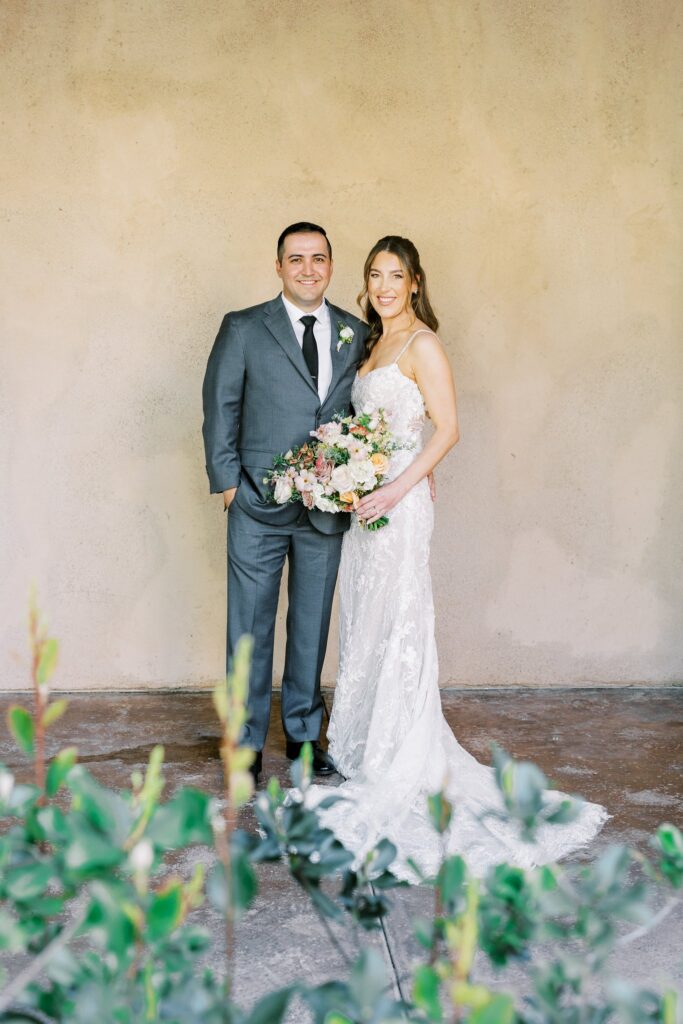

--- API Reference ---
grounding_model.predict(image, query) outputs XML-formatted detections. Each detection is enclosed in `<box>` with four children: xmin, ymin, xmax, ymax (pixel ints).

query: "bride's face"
<box><xmin>367</xmin><ymin>251</ymin><xmax>416</xmax><ymax>319</ymax></box>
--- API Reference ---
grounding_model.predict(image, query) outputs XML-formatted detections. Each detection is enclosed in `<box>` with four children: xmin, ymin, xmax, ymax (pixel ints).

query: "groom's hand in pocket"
<box><xmin>223</xmin><ymin>487</ymin><xmax>237</xmax><ymax>510</ymax></box>
<box><xmin>428</xmin><ymin>473</ymin><xmax>436</xmax><ymax>502</ymax></box>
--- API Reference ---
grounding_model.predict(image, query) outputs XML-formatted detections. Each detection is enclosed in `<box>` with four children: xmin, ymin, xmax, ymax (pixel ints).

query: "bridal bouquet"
<box><xmin>266</xmin><ymin>410</ymin><xmax>401</xmax><ymax>530</ymax></box>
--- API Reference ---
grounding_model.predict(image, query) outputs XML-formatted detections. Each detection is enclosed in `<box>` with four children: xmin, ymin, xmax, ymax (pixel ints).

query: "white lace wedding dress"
<box><xmin>310</xmin><ymin>331</ymin><xmax>608</xmax><ymax>882</ymax></box>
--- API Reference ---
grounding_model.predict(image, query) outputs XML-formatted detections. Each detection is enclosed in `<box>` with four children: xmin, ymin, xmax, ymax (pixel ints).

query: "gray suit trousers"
<box><xmin>227</xmin><ymin>501</ymin><xmax>343</xmax><ymax>751</ymax></box>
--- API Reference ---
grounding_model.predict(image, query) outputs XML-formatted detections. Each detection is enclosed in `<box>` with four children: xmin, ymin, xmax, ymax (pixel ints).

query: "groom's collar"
<box><xmin>280</xmin><ymin>293</ymin><xmax>330</xmax><ymax>328</ymax></box>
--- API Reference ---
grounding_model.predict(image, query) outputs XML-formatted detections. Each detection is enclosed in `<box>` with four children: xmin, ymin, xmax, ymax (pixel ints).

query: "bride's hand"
<box><xmin>357</xmin><ymin>481</ymin><xmax>404</xmax><ymax>525</ymax></box>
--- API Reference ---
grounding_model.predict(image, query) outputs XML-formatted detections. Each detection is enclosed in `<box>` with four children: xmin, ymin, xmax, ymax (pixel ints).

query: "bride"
<box><xmin>311</xmin><ymin>235</ymin><xmax>607</xmax><ymax>881</ymax></box>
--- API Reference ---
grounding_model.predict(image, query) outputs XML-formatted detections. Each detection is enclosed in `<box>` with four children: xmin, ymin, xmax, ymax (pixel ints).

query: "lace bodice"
<box><xmin>353</xmin><ymin>363</ymin><xmax>426</xmax><ymax>470</ymax></box>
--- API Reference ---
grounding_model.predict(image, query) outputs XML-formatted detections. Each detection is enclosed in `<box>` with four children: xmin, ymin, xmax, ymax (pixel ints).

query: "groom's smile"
<box><xmin>276</xmin><ymin>230</ymin><xmax>333</xmax><ymax>311</ymax></box>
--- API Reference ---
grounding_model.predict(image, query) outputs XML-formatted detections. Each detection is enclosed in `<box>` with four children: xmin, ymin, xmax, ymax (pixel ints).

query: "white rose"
<box><xmin>314</xmin><ymin>495</ymin><xmax>340</xmax><ymax>514</ymax></box>
<box><xmin>274</xmin><ymin>477</ymin><xmax>293</xmax><ymax>504</ymax></box>
<box><xmin>330</xmin><ymin>464</ymin><xmax>355</xmax><ymax>493</ymax></box>
<box><xmin>349</xmin><ymin>460</ymin><xmax>377</xmax><ymax>490</ymax></box>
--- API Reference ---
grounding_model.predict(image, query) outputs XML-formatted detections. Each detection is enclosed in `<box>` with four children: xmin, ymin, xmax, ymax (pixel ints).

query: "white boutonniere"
<box><xmin>336</xmin><ymin>322</ymin><xmax>354</xmax><ymax>352</ymax></box>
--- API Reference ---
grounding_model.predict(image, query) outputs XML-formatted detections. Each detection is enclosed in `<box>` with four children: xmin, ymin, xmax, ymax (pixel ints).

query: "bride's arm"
<box><xmin>357</xmin><ymin>333</ymin><xmax>459</xmax><ymax>524</ymax></box>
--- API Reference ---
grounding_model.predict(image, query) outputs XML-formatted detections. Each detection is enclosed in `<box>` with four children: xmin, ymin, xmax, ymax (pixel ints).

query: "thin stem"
<box><xmin>0</xmin><ymin>914</ymin><xmax>82</xmax><ymax>1013</ymax></box>
<box><xmin>616</xmin><ymin>897</ymin><xmax>681</xmax><ymax>947</ymax></box>
<box><xmin>216</xmin><ymin>734</ymin><xmax>237</xmax><ymax>989</ymax></box>
<box><xmin>429</xmin><ymin>833</ymin><xmax>447</xmax><ymax>966</ymax></box>
<box><xmin>430</xmin><ymin>881</ymin><xmax>443</xmax><ymax>966</ymax></box>
<box><xmin>29</xmin><ymin>604</ymin><xmax>46</xmax><ymax>796</ymax></box>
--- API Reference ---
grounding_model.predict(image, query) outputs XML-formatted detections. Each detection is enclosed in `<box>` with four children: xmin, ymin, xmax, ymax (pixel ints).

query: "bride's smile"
<box><xmin>367</xmin><ymin>250</ymin><xmax>416</xmax><ymax>322</ymax></box>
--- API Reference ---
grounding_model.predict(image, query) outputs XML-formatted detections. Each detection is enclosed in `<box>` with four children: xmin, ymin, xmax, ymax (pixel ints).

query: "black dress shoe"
<box><xmin>248</xmin><ymin>750</ymin><xmax>262</xmax><ymax>786</ymax></box>
<box><xmin>286</xmin><ymin>740</ymin><xmax>336</xmax><ymax>776</ymax></box>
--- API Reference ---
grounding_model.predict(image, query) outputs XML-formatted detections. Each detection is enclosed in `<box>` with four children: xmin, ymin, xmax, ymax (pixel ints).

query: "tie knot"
<box><xmin>300</xmin><ymin>316</ymin><xmax>316</xmax><ymax>328</ymax></box>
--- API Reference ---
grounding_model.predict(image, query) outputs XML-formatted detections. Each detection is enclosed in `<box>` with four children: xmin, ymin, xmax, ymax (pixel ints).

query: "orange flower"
<box><xmin>370</xmin><ymin>453</ymin><xmax>389</xmax><ymax>474</ymax></box>
<box><xmin>339</xmin><ymin>491</ymin><xmax>359</xmax><ymax>508</ymax></box>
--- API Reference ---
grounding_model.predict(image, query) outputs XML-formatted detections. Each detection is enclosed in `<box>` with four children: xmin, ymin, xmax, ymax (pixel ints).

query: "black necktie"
<box><xmin>300</xmin><ymin>315</ymin><xmax>318</xmax><ymax>386</ymax></box>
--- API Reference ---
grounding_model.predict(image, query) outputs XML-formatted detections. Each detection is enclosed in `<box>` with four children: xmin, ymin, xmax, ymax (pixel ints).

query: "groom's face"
<box><xmin>276</xmin><ymin>232</ymin><xmax>333</xmax><ymax>311</ymax></box>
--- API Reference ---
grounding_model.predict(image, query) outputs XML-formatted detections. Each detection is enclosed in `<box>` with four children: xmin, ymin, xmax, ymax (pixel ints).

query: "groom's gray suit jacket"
<box><xmin>202</xmin><ymin>295</ymin><xmax>368</xmax><ymax>532</ymax></box>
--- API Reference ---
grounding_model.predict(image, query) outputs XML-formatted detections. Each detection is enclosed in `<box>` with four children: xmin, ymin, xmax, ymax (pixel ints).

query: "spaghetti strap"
<box><xmin>393</xmin><ymin>328</ymin><xmax>438</xmax><ymax>364</ymax></box>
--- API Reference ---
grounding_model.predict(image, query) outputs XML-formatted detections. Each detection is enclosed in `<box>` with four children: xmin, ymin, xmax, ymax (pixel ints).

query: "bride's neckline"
<box><xmin>356</xmin><ymin>363</ymin><xmax>397</xmax><ymax>381</ymax></box>
<box><xmin>356</xmin><ymin>328</ymin><xmax>436</xmax><ymax>381</ymax></box>
<box><xmin>355</xmin><ymin>363</ymin><xmax>420</xmax><ymax>391</ymax></box>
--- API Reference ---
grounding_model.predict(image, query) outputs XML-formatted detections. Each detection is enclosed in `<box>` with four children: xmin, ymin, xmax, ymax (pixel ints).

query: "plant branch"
<box><xmin>0</xmin><ymin>914</ymin><xmax>82</xmax><ymax>1014</ymax></box>
<box><xmin>616</xmin><ymin>897</ymin><xmax>681</xmax><ymax>948</ymax></box>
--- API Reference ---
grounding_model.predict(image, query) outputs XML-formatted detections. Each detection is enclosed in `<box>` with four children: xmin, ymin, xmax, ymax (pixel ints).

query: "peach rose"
<box><xmin>339</xmin><ymin>491</ymin><xmax>360</xmax><ymax>508</ymax></box>
<box><xmin>370</xmin><ymin>453</ymin><xmax>389</xmax><ymax>474</ymax></box>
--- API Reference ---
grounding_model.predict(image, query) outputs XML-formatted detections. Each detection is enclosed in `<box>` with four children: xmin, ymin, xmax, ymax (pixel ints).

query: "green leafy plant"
<box><xmin>0</xmin><ymin>601</ymin><xmax>680</xmax><ymax>1023</ymax></box>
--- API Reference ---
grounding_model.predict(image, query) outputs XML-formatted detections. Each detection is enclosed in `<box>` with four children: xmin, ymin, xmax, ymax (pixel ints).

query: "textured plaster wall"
<box><xmin>1</xmin><ymin>0</ymin><xmax>681</xmax><ymax>691</ymax></box>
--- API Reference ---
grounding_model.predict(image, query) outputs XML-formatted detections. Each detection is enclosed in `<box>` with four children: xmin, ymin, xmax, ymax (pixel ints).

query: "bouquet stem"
<box><xmin>363</xmin><ymin>515</ymin><xmax>389</xmax><ymax>531</ymax></box>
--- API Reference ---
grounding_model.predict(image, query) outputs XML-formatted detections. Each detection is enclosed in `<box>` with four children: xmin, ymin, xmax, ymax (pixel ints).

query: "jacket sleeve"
<box><xmin>202</xmin><ymin>314</ymin><xmax>246</xmax><ymax>493</ymax></box>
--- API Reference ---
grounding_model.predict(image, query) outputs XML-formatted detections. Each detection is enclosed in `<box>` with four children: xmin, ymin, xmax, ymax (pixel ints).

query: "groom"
<box><xmin>202</xmin><ymin>222</ymin><xmax>367</xmax><ymax>784</ymax></box>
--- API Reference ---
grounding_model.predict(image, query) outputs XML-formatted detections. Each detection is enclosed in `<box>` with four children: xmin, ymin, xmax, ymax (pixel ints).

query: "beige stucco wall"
<box><xmin>1</xmin><ymin>0</ymin><xmax>681</xmax><ymax>691</ymax></box>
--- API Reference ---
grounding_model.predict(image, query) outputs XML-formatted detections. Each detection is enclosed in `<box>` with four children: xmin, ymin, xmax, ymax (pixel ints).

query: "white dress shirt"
<box><xmin>281</xmin><ymin>294</ymin><xmax>332</xmax><ymax>402</ymax></box>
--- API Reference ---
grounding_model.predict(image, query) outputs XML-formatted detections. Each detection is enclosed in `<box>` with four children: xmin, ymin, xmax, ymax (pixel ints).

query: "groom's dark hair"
<box><xmin>277</xmin><ymin>222</ymin><xmax>332</xmax><ymax>262</ymax></box>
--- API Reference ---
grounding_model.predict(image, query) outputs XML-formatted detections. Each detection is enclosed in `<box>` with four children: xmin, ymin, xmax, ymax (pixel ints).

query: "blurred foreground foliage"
<box><xmin>0</xmin><ymin>600</ymin><xmax>680</xmax><ymax>1023</ymax></box>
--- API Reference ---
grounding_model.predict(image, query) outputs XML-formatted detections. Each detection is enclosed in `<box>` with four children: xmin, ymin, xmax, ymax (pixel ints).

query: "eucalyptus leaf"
<box><xmin>64</xmin><ymin>818</ymin><xmax>125</xmax><ymax>875</ymax></box>
<box><xmin>468</xmin><ymin>994</ymin><xmax>515</xmax><ymax>1024</ymax></box>
<box><xmin>413</xmin><ymin>964</ymin><xmax>442</xmax><ymax>1021</ymax></box>
<box><xmin>147</xmin><ymin>882</ymin><xmax>183</xmax><ymax>941</ymax></box>
<box><xmin>0</xmin><ymin>909</ymin><xmax>27</xmax><ymax>953</ymax></box>
<box><xmin>427</xmin><ymin>790</ymin><xmax>453</xmax><ymax>834</ymax></box>
<box><xmin>66</xmin><ymin>766</ymin><xmax>132</xmax><ymax>844</ymax></box>
<box><xmin>43</xmin><ymin>697</ymin><xmax>68</xmax><ymax>729</ymax></box>
<box><xmin>45</xmin><ymin>746</ymin><xmax>78</xmax><ymax>796</ymax></box>
<box><xmin>6</xmin><ymin>861</ymin><xmax>53</xmax><ymax>902</ymax></box>
<box><xmin>349</xmin><ymin>948</ymin><xmax>388</xmax><ymax>1013</ymax></box>
<box><xmin>147</xmin><ymin>787</ymin><xmax>213</xmax><ymax>848</ymax></box>
<box><xmin>246</xmin><ymin>986</ymin><xmax>298</xmax><ymax>1024</ymax></box>
<box><xmin>37</xmin><ymin>637</ymin><xmax>59</xmax><ymax>685</ymax></box>
<box><xmin>7</xmin><ymin>705</ymin><xmax>34</xmax><ymax>755</ymax></box>
<box><xmin>438</xmin><ymin>854</ymin><xmax>467</xmax><ymax>912</ymax></box>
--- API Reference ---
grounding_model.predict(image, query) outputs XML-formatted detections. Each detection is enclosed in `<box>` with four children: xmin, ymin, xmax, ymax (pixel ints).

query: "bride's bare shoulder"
<box><xmin>409</xmin><ymin>327</ymin><xmax>446</xmax><ymax>359</ymax></box>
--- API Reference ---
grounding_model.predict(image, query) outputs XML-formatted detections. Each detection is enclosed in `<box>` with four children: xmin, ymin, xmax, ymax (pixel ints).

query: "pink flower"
<box><xmin>315</xmin><ymin>453</ymin><xmax>333</xmax><ymax>482</ymax></box>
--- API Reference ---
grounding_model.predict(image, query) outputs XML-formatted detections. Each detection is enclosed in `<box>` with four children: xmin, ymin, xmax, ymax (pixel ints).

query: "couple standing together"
<box><xmin>203</xmin><ymin>222</ymin><xmax>607</xmax><ymax>880</ymax></box>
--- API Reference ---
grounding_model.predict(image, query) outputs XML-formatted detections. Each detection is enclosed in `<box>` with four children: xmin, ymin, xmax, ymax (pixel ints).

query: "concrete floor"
<box><xmin>1</xmin><ymin>687</ymin><xmax>681</xmax><ymax>1015</ymax></box>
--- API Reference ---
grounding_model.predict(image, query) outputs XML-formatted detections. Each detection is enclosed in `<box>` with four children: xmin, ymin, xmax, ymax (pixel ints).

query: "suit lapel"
<box><xmin>325</xmin><ymin>302</ymin><xmax>356</xmax><ymax>402</ymax></box>
<box><xmin>263</xmin><ymin>297</ymin><xmax>319</xmax><ymax>397</ymax></box>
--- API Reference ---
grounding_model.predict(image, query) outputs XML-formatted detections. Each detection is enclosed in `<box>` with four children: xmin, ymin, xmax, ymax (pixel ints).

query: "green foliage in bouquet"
<box><xmin>0</xmin><ymin>599</ymin><xmax>680</xmax><ymax>1023</ymax></box>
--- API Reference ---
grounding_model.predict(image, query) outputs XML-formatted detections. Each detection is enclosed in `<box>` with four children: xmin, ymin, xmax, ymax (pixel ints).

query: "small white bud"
<box><xmin>212</xmin><ymin>813</ymin><xmax>227</xmax><ymax>835</ymax></box>
<box><xmin>0</xmin><ymin>770</ymin><xmax>14</xmax><ymax>802</ymax></box>
<box><xmin>129</xmin><ymin>840</ymin><xmax>153</xmax><ymax>873</ymax></box>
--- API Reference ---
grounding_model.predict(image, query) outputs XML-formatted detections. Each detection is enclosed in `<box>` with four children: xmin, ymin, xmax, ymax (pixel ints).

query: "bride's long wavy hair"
<box><xmin>357</xmin><ymin>236</ymin><xmax>438</xmax><ymax>364</ymax></box>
